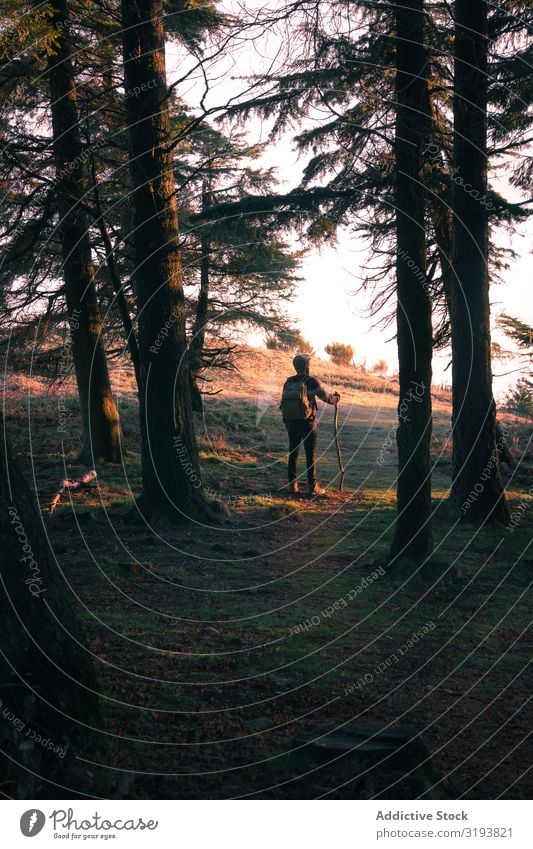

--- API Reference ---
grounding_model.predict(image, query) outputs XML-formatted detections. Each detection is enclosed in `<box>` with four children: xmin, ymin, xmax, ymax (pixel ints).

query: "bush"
<box><xmin>325</xmin><ymin>341</ymin><xmax>354</xmax><ymax>366</ymax></box>
<box><xmin>372</xmin><ymin>359</ymin><xmax>388</xmax><ymax>377</ymax></box>
<box><xmin>265</xmin><ymin>329</ymin><xmax>315</xmax><ymax>353</ymax></box>
<box><xmin>503</xmin><ymin>378</ymin><xmax>533</xmax><ymax>419</ymax></box>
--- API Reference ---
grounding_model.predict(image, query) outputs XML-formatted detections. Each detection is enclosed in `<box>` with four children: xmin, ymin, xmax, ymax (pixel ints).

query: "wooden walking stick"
<box><xmin>333</xmin><ymin>402</ymin><xmax>345</xmax><ymax>492</ymax></box>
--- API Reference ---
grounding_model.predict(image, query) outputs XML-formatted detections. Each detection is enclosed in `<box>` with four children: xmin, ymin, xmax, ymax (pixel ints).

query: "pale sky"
<box><xmin>228</xmin><ymin>130</ymin><xmax>531</xmax><ymax>398</ymax></box>
<box><xmin>167</xmin><ymin>10</ymin><xmax>532</xmax><ymax>400</ymax></box>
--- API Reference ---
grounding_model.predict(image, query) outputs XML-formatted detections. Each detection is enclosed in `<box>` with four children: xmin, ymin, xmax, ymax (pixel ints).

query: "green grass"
<box><xmin>5</xmin><ymin>360</ymin><xmax>531</xmax><ymax>798</ymax></box>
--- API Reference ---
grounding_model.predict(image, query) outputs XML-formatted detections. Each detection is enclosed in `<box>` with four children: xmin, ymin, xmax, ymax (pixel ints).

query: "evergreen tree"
<box><xmin>503</xmin><ymin>378</ymin><xmax>533</xmax><ymax>418</ymax></box>
<box><xmin>450</xmin><ymin>0</ymin><xmax>509</xmax><ymax>522</ymax></box>
<box><xmin>120</xmin><ymin>0</ymin><xmax>220</xmax><ymax>522</ymax></box>
<box><xmin>0</xmin><ymin>0</ymin><xmax>123</xmax><ymax>461</ymax></box>
<box><xmin>46</xmin><ymin>0</ymin><xmax>122</xmax><ymax>462</ymax></box>
<box><xmin>174</xmin><ymin>120</ymin><xmax>302</xmax><ymax>407</ymax></box>
<box><xmin>497</xmin><ymin>313</ymin><xmax>533</xmax><ymax>363</ymax></box>
<box><xmin>0</xmin><ymin>4</ymin><xmax>300</xmax><ymax>397</ymax></box>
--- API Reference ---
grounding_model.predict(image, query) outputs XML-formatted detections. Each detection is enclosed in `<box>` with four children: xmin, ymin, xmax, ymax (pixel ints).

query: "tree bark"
<box><xmin>121</xmin><ymin>0</ymin><xmax>214</xmax><ymax>523</ymax></box>
<box><xmin>189</xmin><ymin>183</ymin><xmax>212</xmax><ymax>413</ymax></box>
<box><xmin>0</xmin><ymin>413</ymin><xmax>101</xmax><ymax>795</ymax></box>
<box><xmin>433</xmin><ymin>208</ymin><xmax>453</xmax><ymax>325</ymax></box>
<box><xmin>390</xmin><ymin>0</ymin><xmax>434</xmax><ymax>563</ymax></box>
<box><xmin>46</xmin><ymin>0</ymin><xmax>122</xmax><ymax>464</ymax></box>
<box><xmin>450</xmin><ymin>0</ymin><xmax>509</xmax><ymax>522</ymax></box>
<box><xmin>90</xmin><ymin>159</ymin><xmax>141</xmax><ymax>390</ymax></box>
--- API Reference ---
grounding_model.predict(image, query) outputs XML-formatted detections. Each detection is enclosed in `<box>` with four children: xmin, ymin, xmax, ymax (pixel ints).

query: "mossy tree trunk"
<box><xmin>121</xmin><ymin>0</ymin><xmax>215</xmax><ymax>522</ymax></box>
<box><xmin>46</xmin><ymin>0</ymin><xmax>122</xmax><ymax>463</ymax></box>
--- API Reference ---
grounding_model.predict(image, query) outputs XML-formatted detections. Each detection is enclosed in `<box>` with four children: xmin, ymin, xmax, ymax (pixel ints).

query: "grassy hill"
<box><xmin>1</xmin><ymin>344</ymin><xmax>531</xmax><ymax>799</ymax></box>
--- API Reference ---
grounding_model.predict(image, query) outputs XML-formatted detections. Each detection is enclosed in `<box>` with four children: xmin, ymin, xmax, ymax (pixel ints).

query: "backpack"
<box><xmin>280</xmin><ymin>377</ymin><xmax>314</xmax><ymax>422</ymax></box>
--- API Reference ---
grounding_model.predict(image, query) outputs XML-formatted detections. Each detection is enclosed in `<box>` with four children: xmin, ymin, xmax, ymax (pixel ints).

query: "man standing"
<box><xmin>280</xmin><ymin>354</ymin><xmax>340</xmax><ymax>496</ymax></box>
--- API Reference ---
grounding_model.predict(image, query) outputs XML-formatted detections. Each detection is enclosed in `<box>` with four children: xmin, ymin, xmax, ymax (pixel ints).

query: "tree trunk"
<box><xmin>450</xmin><ymin>0</ymin><xmax>509</xmax><ymax>522</ymax></box>
<box><xmin>121</xmin><ymin>0</ymin><xmax>215</xmax><ymax>523</ymax></box>
<box><xmin>189</xmin><ymin>183</ymin><xmax>212</xmax><ymax>413</ymax></box>
<box><xmin>431</xmin><ymin>198</ymin><xmax>453</xmax><ymax>337</ymax></box>
<box><xmin>390</xmin><ymin>0</ymin><xmax>433</xmax><ymax>563</ymax></box>
<box><xmin>0</xmin><ymin>413</ymin><xmax>101</xmax><ymax>795</ymax></box>
<box><xmin>90</xmin><ymin>157</ymin><xmax>141</xmax><ymax>390</ymax></box>
<box><xmin>46</xmin><ymin>0</ymin><xmax>122</xmax><ymax>463</ymax></box>
<box><xmin>95</xmin><ymin>209</ymin><xmax>141</xmax><ymax>390</ymax></box>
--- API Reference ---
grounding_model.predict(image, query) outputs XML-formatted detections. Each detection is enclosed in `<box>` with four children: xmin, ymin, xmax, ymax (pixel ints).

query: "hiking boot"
<box><xmin>289</xmin><ymin>481</ymin><xmax>300</xmax><ymax>495</ymax></box>
<box><xmin>308</xmin><ymin>483</ymin><xmax>326</xmax><ymax>497</ymax></box>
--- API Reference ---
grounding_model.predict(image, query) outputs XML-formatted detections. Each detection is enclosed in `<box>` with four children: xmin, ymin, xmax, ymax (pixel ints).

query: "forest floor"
<box><xmin>4</xmin><ymin>348</ymin><xmax>532</xmax><ymax>799</ymax></box>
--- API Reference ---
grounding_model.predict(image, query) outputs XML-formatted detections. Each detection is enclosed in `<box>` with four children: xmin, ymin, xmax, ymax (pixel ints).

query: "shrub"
<box><xmin>325</xmin><ymin>341</ymin><xmax>354</xmax><ymax>366</ymax></box>
<box><xmin>503</xmin><ymin>378</ymin><xmax>533</xmax><ymax>419</ymax></box>
<box><xmin>372</xmin><ymin>359</ymin><xmax>388</xmax><ymax>377</ymax></box>
<box><xmin>265</xmin><ymin>329</ymin><xmax>315</xmax><ymax>353</ymax></box>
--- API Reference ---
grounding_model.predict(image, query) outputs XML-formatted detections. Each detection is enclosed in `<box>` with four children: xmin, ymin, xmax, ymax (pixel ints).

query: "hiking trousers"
<box><xmin>287</xmin><ymin>419</ymin><xmax>317</xmax><ymax>486</ymax></box>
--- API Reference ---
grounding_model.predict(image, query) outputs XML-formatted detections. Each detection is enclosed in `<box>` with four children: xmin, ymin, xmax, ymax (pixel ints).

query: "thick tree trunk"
<box><xmin>0</xmin><ymin>413</ymin><xmax>101</xmax><ymax>795</ymax></box>
<box><xmin>450</xmin><ymin>0</ymin><xmax>509</xmax><ymax>522</ymax></box>
<box><xmin>390</xmin><ymin>0</ymin><xmax>433</xmax><ymax>563</ymax></box>
<box><xmin>121</xmin><ymin>0</ymin><xmax>214</xmax><ymax>523</ymax></box>
<box><xmin>47</xmin><ymin>0</ymin><xmax>121</xmax><ymax>463</ymax></box>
